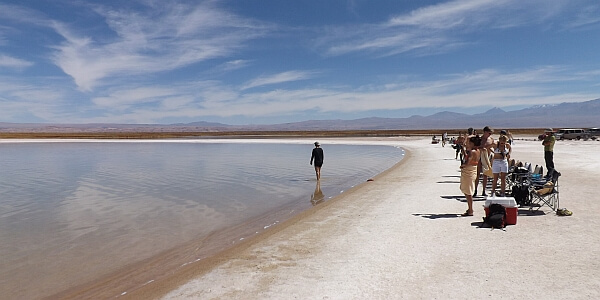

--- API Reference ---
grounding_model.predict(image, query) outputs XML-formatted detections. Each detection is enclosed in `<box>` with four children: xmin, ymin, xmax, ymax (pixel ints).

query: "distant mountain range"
<box><xmin>2</xmin><ymin>98</ymin><xmax>599</xmax><ymax>133</ymax></box>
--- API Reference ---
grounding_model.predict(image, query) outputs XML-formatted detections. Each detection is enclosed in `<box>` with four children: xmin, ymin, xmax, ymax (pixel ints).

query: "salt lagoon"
<box><xmin>0</xmin><ymin>138</ymin><xmax>404</xmax><ymax>299</ymax></box>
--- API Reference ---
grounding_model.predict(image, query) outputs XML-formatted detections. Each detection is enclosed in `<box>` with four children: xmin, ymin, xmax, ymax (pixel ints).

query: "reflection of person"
<box><xmin>310</xmin><ymin>141</ymin><xmax>324</xmax><ymax>180</ymax></box>
<box><xmin>311</xmin><ymin>181</ymin><xmax>325</xmax><ymax>206</ymax></box>
<box><xmin>542</xmin><ymin>128</ymin><xmax>556</xmax><ymax>178</ymax></box>
<box><xmin>460</xmin><ymin>135</ymin><xmax>482</xmax><ymax>216</ymax></box>
<box><xmin>491</xmin><ymin>135</ymin><xmax>511</xmax><ymax>196</ymax></box>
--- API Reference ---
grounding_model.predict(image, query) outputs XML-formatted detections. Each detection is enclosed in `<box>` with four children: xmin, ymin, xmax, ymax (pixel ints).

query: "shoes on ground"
<box><xmin>557</xmin><ymin>208</ymin><xmax>573</xmax><ymax>216</ymax></box>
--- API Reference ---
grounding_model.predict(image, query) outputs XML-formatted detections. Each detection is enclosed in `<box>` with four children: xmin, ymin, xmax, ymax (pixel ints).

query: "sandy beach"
<box><xmin>98</xmin><ymin>136</ymin><xmax>600</xmax><ymax>299</ymax></box>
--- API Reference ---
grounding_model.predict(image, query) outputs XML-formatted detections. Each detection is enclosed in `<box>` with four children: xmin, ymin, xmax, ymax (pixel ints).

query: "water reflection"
<box><xmin>310</xmin><ymin>181</ymin><xmax>325</xmax><ymax>206</ymax></box>
<box><xmin>0</xmin><ymin>141</ymin><xmax>403</xmax><ymax>298</ymax></box>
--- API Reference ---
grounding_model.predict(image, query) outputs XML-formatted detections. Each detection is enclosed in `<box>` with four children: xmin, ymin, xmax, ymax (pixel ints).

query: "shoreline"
<box><xmin>0</xmin><ymin>129</ymin><xmax>549</xmax><ymax>140</ymax></box>
<box><xmin>138</xmin><ymin>136</ymin><xmax>599</xmax><ymax>299</ymax></box>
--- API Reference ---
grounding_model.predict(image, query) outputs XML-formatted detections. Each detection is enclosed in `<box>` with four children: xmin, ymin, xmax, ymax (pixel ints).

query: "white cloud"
<box><xmin>218</xmin><ymin>60</ymin><xmax>252</xmax><ymax>72</ymax></box>
<box><xmin>0</xmin><ymin>76</ymin><xmax>71</xmax><ymax>122</ymax></box>
<box><xmin>92</xmin><ymin>87</ymin><xmax>178</xmax><ymax>110</ymax></box>
<box><xmin>0</xmin><ymin>54</ymin><xmax>34</xmax><ymax>70</ymax></box>
<box><xmin>48</xmin><ymin>2</ymin><xmax>270</xmax><ymax>91</ymax></box>
<box><xmin>320</xmin><ymin>0</ymin><xmax>581</xmax><ymax>56</ymax></box>
<box><xmin>241</xmin><ymin>70</ymin><xmax>317</xmax><ymax>90</ymax></box>
<box><xmin>565</xmin><ymin>4</ymin><xmax>600</xmax><ymax>29</ymax></box>
<box><xmin>65</xmin><ymin>66</ymin><xmax>598</xmax><ymax>124</ymax></box>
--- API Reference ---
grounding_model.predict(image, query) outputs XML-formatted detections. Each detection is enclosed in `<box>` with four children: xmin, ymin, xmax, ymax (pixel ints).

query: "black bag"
<box><xmin>484</xmin><ymin>203</ymin><xmax>506</xmax><ymax>228</ymax></box>
<box><xmin>512</xmin><ymin>184</ymin><xmax>530</xmax><ymax>206</ymax></box>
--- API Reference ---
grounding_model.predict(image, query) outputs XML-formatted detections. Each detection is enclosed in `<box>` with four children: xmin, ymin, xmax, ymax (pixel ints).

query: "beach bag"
<box><xmin>484</xmin><ymin>203</ymin><xmax>506</xmax><ymax>229</ymax></box>
<box><xmin>535</xmin><ymin>182</ymin><xmax>554</xmax><ymax>195</ymax></box>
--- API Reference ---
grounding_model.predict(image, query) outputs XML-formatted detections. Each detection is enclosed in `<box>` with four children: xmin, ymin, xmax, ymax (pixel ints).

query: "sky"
<box><xmin>1</xmin><ymin>0</ymin><xmax>599</xmax><ymax>125</ymax></box>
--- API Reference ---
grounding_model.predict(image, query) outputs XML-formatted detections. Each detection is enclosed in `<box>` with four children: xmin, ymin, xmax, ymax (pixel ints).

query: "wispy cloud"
<box><xmin>217</xmin><ymin>60</ymin><xmax>252</xmax><ymax>72</ymax></box>
<box><xmin>47</xmin><ymin>66</ymin><xmax>598</xmax><ymax>124</ymax></box>
<box><xmin>0</xmin><ymin>3</ymin><xmax>52</xmax><ymax>27</ymax></box>
<box><xmin>0</xmin><ymin>76</ymin><xmax>71</xmax><ymax>122</ymax></box>
<box><xmin>44</xmin><ymin>2</ymin><xmax>271</xmax><ymax>91</ymax></box>
<box><xmin>319</xmin><ymin>0</ymin><xmax>581</xmax><ymax>57</ymax></box>
<box><xmin>92</xmin><ymin>87</ymin><xmax>178</xmax><ymax>110</ymax></box>
<box><xmin>565</xmin><ymin>4</ymin><xmax>600</xmax><ymax>29</ymax></box>
<box><xmin>0</xmin><ymin>54</ymin><xmax>34</xmax><ymax>70</ymax></box>
<box><xmin>241</xmin><ymin>70</ymin><xmax>318</xmax><ymax>90</ymax></box>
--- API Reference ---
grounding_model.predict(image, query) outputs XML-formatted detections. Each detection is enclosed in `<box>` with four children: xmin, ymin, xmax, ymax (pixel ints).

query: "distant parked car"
<box><xmin>555</xmin><ymin>128</ymin><xmax>589</xmax><ymax>140</ymax></box>
<box><xmin>587</xmin><ymin>128</ymin><xmax>600</xmax><ymax>136</ymax></box>
<box><xmin>586</xmin><ymin>128</ymin><xmax>600</xmax><ymax>140</ymax></box>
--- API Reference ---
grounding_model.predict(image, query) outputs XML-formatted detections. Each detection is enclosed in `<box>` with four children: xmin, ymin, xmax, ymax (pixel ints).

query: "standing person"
<box><xmin>461</xmin><ymin>128</ymin><xmax>475</xmax><ymax>163</ymax></box>
<box><xmin>442</xmin><ymin>132</ymin><xmax>448</xmax><ymax>147</ymax></box>
<box><xmin>310</xmin><ymin>141</ymin><xmax>324</xmax><ymax>180</ymax></box>
<box><xmin>474</xmin><ymin>126</ymin><xmax>494</xmax><ymax>197</ymax></box>
<box><xmin>506</xmin><ymin>130</ymin><xmax>514</xmax><ymax>145</ymax></box>
<box><xmin>455</xmin><ymin>132</ymin><xmax>465</xmax><ymax>160</ymax></box>
<box><xmin>460</xmin><ymin>135</ymin><xmax>482</xmax><ymax>216</ymax></box>
<box><xmin>491</xmin><ymin>135</ymin><xmax>512</xmax><ymax>196</ymax></box>
<box><xmin>542</xmin><ymin>128</ymin><xmax>556</xmax><ymax>178</ymax></box>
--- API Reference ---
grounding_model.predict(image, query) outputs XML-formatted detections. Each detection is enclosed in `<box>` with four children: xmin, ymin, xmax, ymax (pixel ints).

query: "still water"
<box><xmin>0</xmin><ymin>139</ymin><xmax>404</xmax><ymax>298</ymax></box>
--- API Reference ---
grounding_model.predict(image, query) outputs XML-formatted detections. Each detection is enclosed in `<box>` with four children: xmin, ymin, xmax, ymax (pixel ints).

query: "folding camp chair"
<box><xmin>529</xmin><ymin>170</ymin><xmax>560</xmax><ymax>211</ymax></box>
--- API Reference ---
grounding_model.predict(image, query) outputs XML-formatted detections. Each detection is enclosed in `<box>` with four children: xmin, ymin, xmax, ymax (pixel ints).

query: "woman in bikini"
<box><xmin>491</xmin><ymin>135</ymin><xmax>512</xmax><ymax>196</ymax></box>
<box><xmin>460</xmin><ymin>135</ymin><xmax>482</xmax><ymax>216</ymax></box>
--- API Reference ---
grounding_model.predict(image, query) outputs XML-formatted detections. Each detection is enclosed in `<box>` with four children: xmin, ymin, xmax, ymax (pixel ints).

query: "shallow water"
<box><xmin>0</xmin><ymin>140</ymin><xmax>404</xmax><ymax>298</ymax></box>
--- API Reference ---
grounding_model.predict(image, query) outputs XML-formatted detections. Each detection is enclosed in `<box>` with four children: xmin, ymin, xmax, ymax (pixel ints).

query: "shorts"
<box><xmin>492</xmin><ymin>159</ymin><xmax>508</xmax><ymax>174</ymax></box>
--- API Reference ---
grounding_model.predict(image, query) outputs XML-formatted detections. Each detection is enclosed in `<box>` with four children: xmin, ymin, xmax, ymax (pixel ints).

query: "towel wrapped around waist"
<box><xmin>460</xmin><ymin>165</ymin><xmax>478</xmax><ymax>195</ymax></box>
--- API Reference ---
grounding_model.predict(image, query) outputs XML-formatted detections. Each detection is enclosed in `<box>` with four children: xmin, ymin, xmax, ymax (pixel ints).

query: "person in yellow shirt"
<box><xmin>542</xmin><ymin>128</ymin><xmax>556</xmax><ymax>178</ymax></box>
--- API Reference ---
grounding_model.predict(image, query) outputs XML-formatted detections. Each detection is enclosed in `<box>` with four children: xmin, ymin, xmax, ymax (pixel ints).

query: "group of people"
<box><xmin>458</xmin><ymin>126</ymin><xmax>513</xmax><ymax>216</ymax></box>
<box><xmin>457</xmin><ymin>127</ymin><xmax>555</xmax><ymax>216</ymax></box>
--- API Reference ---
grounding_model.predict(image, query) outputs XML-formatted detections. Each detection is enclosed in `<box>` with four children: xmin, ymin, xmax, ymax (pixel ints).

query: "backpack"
<box><xmin>512</xmin><ymin>184</ymin><xmax>530</xmax><ymax>206</ymax></box>
<box><xmin>484</xmin><ymin>203</ymin><xmax>506</xmax><ymax>229</ymax></box>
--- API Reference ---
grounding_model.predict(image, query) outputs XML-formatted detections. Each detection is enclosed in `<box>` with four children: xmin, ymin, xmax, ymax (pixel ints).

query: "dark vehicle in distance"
<box><xmin>586</xmin><ymin>128</ymin><xmax>600</xmax><ymax>140</ymax></box>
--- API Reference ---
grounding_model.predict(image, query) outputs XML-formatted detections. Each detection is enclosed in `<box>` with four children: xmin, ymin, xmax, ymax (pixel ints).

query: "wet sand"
<box><xmin>66</xmin><ymin>136</ymin><xmax>600</xmax><ymax>299</ymax></box>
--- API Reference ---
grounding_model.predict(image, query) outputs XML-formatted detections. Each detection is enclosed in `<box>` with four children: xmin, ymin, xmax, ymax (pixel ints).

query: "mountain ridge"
<box><xmin>1</xmin><ymin>98</ymin><xmax>599</xmax><ymax>132</ymax></box>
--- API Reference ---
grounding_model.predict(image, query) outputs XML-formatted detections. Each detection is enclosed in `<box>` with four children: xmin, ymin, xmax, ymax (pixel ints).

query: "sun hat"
<box><xmin>545</xmin><ymin>128</ymin><xmax>553</xmax><ymax>132</ymax></box>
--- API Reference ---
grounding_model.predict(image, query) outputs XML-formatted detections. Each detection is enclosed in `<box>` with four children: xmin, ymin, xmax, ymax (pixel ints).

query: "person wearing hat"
<box><xmin>542</xmin><ymin>128</ymin><xmax>556</xmax><ymax>178</ymax></box>
<box><xmin>310</xmin><ymin>141</ymin><xmax>324</xmax><ymax>180</ymax></box>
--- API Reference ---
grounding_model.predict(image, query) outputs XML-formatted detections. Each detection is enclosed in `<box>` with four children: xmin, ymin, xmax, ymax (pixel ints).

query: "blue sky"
<box><xmin>1</xmin><ymin>0</ymin><xmax>599</xmax><ymax>125</ymax></box>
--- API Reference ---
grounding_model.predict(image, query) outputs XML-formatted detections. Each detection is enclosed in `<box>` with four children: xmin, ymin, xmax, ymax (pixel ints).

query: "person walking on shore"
<box><xmin>460</xmin><ymin>135</ymin><xmax>482</xmax><ymax>216</ymax></box>
<box><xmin>542</xmin><ymin>128</ymin><xmax>556</xmax><ymax>178</ymax></box>
<box><xmin>310</xmin><ymin>141</ymin><xmax>324</xmax><ymax>180</ymax></box>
